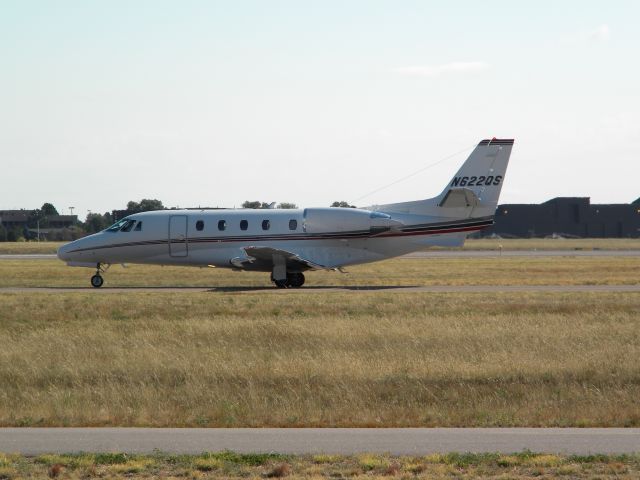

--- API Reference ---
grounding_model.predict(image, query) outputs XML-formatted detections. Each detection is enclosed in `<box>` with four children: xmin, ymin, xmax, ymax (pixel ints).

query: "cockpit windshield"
<box><xmin>120</xmin><ymin>220</ymin><xmax>136</xmax><ymax>232</ymax></box>
<box><xmin>105</xmin><ymin>219</ymin><xmax>137</xmax><ymax>232</ymax></box>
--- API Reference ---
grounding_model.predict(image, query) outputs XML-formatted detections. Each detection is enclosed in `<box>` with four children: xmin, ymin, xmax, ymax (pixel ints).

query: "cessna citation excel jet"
<box><xmin>58</xmin><ymin>138</ymin><xmax>514</xmax><ymax>288</ymax></box>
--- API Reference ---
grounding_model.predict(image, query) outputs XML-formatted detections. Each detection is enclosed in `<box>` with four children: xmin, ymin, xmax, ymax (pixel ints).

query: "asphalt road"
<box><xmin>0</xmin><ymin>254</ymin><xmax>58</xmax><ymax>260</ymax></box>
<box><xmin>1</xmin><ymin>428</ymin><xmax>638</xmax><ymax>455</ymax></box>
<box><xmin>404</xmin><ymin>249</ymin><xmax>640</xmax><ymax>257</ymax></box>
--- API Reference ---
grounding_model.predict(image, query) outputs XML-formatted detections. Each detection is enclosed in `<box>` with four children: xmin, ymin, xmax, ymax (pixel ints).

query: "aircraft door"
<box><xmin>169</xmin><ymin>215</ymin><xmax>188</xmax><ymax>257</ymax></box>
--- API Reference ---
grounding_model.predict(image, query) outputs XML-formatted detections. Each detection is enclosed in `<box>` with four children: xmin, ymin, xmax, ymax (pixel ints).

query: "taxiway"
<box><xmin>0</xmin><ymin>428</ymin><xmax>638</xmax><ymax>455</ymax></box>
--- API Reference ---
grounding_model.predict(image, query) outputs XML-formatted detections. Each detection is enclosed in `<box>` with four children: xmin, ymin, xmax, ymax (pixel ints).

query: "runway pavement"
<box><xmin>403</xmin><ymin>249</ymin><xmax>640</xmax><ymax>257</ymax></box>
<box><xmin>1</xmin><ymin>428</ymin><xmax>638</xmax><ymax>455</ymax></box>
<box><xmin>0</xmin><ymin>254</ymin><xmax>57</xmax><ymax>260</ymax></box>
<box><xmin>1</xmin><ymin>284</ymin><xmax>640</xmax><ymax>294</ymax></box>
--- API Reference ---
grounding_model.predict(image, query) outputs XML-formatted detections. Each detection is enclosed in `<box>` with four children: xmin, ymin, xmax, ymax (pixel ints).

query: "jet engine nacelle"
<box><xmin>302</xmin><ymin>208</ymin><xmax>402</xmax><ymax>234</ymax></box>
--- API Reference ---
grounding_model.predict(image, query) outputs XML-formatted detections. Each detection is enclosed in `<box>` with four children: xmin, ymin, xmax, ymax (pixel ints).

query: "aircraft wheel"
<box><xmin>274</xmin><ymin>279</ymin><xmax>288</xmax><ymax>288</ymax></box>
<box><xmin>286</xmin><ymin>272</ymin><xmax>305</xmax><ymax>288</ymax></box>
<box><xmin>90</xmin><ymin>274</ymin><xmax>104</xmax><ymax>288</ymax></box>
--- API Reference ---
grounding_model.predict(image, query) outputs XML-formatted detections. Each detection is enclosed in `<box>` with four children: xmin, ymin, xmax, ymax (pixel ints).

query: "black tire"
<box><xmin>274</xmin><ymin>279</ymin><xmax>288</xmax><ymax>288</ymax></box>
<box><xmin>90</xmin><ymin>274</ymin><xmax>104</xmax><ymax>288</ymax></box>
<box><xmin>286</xmin><ymin>272</ymin><xmax>305</xmax><ymax>288</ymax></box>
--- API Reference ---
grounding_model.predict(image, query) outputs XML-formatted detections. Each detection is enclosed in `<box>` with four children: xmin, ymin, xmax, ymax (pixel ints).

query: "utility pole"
<box><xmin>69</xmin><ymin>206</ymin><xmax>75</xmax><ymax>215</ymax></box>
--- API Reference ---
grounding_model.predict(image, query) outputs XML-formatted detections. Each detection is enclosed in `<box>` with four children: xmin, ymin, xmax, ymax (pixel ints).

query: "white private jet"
<box><xmin>58</xmin><ymin>138</ymin><xmax>514</xmax><ymax>288</ymax></box>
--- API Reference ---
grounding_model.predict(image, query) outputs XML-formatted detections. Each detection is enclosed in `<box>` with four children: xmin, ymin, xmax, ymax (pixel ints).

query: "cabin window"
<box><xmin>262</xmin><ymin>219</ymin><xmax>270</xmax><ymax>231</ymax></box>
<box><xmin>134</xmin><ymin>221</ymin><xmax>142</xmax><ymax>231</ymax></box>
<box><xmin>218</xmin><ymin>220</ymin><xmax>226</xmax><ymax>231</ymax></box>
<box><xmin>196</xmin><ymin>220</ymin><xmax>204</xmax><ymax>231</ymax></box>
<box><xmin>120</xmin><ymin>219</ymin><xmax>136</xmax><ymax>232</ymax></box>
<box><xmin>240</xmin><ymin>220</ymin><xmax>248</xmax><ymax>231</ymax></box>
<box><xmin>289</xmin><ymin>219</ymin><xmax>297</xmax><ymax>231</ymax></box>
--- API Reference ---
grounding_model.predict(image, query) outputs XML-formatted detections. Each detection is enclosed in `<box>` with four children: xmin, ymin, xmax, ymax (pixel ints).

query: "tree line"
<box><xmin>1</xmin><ymin>199</ymin><xmax>357</xmax><ymax>241</ymax></box>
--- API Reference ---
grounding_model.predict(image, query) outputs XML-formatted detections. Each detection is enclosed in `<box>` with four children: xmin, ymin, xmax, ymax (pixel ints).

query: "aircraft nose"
<box><xmin>57</xmin><ymin>242</ymin><xmax>73</xmax><ymax>261</ymax></box>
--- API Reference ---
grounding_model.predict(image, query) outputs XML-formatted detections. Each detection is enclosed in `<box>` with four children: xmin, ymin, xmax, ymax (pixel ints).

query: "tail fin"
<box><xmin>375</xmin><ymin>138</ymin><xmax>514</xmax><ymax>218</ymax></box>
<box><xmin>435</xmin><ymin>138</ymin><xmax>513</xmax><ymax>217</ymax></box>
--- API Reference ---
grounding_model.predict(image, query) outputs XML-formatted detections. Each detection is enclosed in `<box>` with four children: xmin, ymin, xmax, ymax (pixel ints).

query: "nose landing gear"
<box><xmin>90</xmin><ymin>274</ymin><xmax>104</xmax><ymax>288</ymax></box>
<box><xmin>90</xmin><ymin>263</ymin><xmax>109</xmax><ymax>288</ymax></box>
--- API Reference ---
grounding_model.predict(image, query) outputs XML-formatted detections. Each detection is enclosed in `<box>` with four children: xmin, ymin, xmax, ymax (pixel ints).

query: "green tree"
<box><xmin>27</xmin><ymin>203</ymin><xmax>59</xmax><ymax>228</ymax></box>
<box><xmin>126</xmin><ymin>199</ymin><xmax>165</xmax><ymax>213</ymax></box>
<box><xmin>330</xmin><ymin>201</ymin><xmax>356</xmax><ymax>208</ymax></box>
<box><xmin>40</xmin><ymin>203</ymin><xmax>59</xmax><ymax>216</ymax></box>
<box><xmin>28</xmin><ymin>210</ymin><xmax>44</xmax><ymax>228</ymax></box>
<box><xmin>242</xmin><ymin>201</ymin><xmax>273</xmax><ymax>209</ymax></box>
<box><xmin>6</xmin><ymin>227</ymin><xmax>23</xmax><ymax>242</ymax></box>
<box><xmin>277</xmin><ymin>202</ymin><xmax>298</xmax><ymax>209</ymax></box>
<box><xmin>85</xmin><ymin>213</ymin><xmax>109</xmax><ymax>233</ymax></box>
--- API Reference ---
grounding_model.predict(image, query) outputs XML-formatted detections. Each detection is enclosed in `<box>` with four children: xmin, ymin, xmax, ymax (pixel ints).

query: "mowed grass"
<box><xmin>1</xmin><ymin>256</ymin><xmax>640</xmax><ymax>287</ymax></box>
<box><xmin>1</xmin><ymin>237</ymin><xmax>639</xmax><ymax>255</ymax></box>
<box><xmin>1</xmin><ymin>291</ymin><xmax>639</xmax><ymax>427</ymax></box>
<box><xmin>460</xmin><ymin>237</ymin><xmax>640</xmax><ymax>250</ymax></box>
<box><xmin>1</xmin><ymin>451</ymin><xmax>639</xmax><ymax>479</ymax></box>
<box><xmin>0</xmin><ymin>241</ymin><xmax>62</xmax><ymax>254</ymax></box>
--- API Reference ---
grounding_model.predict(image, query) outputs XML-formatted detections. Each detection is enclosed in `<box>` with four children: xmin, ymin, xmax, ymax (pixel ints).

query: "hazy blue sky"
<box><xmin>2</xmin><ymin>1</ymin><xmax>638</xmax><ymax>218</ymax></box>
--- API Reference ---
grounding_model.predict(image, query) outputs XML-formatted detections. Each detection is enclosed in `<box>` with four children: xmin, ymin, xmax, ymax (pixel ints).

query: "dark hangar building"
<box><xmin>482</xmin><ymin>197</ymin><xmax>640</xmax><ymax>238</ymax></box>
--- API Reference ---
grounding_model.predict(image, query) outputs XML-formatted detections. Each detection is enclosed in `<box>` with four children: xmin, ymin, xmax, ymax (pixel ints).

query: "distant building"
<box><xmin>0</xmin><ymin>210</ymin><xmax>30</xmax><ymax>230</ymax></box>
<box><xmin>0</xmin><ymin>210</ymin><xmax>78</xmax><ymax>240</ymax></box>
<box><xmin>481</xmin><ymin>197</ymin><xmax>640</xmax><ymax>238</ymax></box>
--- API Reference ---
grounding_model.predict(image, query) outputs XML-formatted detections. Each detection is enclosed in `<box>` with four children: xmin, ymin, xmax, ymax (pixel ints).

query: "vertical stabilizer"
<box><xmin>375</xmin><ymin>138</ymin><xmax>514</xmax><ymax>219</ymax></box>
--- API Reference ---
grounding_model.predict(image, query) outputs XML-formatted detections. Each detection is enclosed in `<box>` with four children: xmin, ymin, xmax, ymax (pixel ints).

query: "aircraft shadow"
<box><xmin>12</xmin><ymin>285</ymin><xmax>421</xmax><ymax>292</ymax></box>
<box><xmin>205</xmin><ymin>285</ymin><xmax>421</xmax><ymax>292</ymax></box>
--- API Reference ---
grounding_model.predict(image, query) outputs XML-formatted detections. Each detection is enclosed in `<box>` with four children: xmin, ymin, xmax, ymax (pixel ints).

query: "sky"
<box><xmin>1</xmin><ymin>0</ymin><xmax>639</xmax><ymax>218</ymax></box>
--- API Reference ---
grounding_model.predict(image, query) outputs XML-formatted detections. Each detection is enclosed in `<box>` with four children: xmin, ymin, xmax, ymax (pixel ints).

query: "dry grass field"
<box><xmin>1</xmin><ymin>451</ymin><xmax>639</xmax><ymax>479</ymax></box>
<box><xmin>1</xmin><ymin>237</ymin><xmax>639</xmax><ymax>255</ymax></box>
<box><xmin>1</xmin><ymin>288</ymin><xmax>639</xmax><ymax>428</ymax></box>
<box><xmin>1</xmin><ymin>255</ymin><xmax>640</xmax><ymax>287</ymax></box>
<box><xmin>1</xmin><ymin>248</ymin><xmax>639</xmax><ymax>429</ymax></box>
<box><xmin>0</xmin><ymin>242</ymin><xmax>62</xmax><ymax>254</ymax></box>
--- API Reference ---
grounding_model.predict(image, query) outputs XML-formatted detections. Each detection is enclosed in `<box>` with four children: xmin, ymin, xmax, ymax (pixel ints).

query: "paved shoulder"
<box><xmin>0</xmin><ymin>428</ymin><xmax>638</xmax><ymax>455</ymax></box>
<box><xmin>403</xmin><ymin>250</ymin><xmax>640</xmax><ymax>258</ymax></box>
<box><xmin>0</xmin><ymin>254</ymin><xmax>57</xmax><ymax>260</ymax></box>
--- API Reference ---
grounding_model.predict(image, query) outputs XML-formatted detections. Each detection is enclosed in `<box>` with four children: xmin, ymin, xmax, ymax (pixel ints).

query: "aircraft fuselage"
<box><xmin>58</xmin><ymin>207</ymin><xmax>488</xmax><ymax>271</ymax></box>
<box><xmin>57</xmin><ymin>138</ymin><xmax>514</xmax><ymax>287</ymax></box>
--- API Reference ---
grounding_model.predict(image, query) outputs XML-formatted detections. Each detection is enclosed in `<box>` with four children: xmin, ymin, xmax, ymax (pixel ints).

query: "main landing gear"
<box><xmin>271</xmin><ymin>272</ymin><xmax>305</xmax><ymax>289</ymax></box>
<box><xmin>90</xmin><ymin>263</ymin><xmax>108</xmax><ymax>288</ymax></box>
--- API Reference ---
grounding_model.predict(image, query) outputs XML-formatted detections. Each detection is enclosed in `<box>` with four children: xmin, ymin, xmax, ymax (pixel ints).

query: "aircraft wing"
<box><xmin>231</xmin><ymin>246</ymin><xmax>331</xmax><ymax>271</ymax></box>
